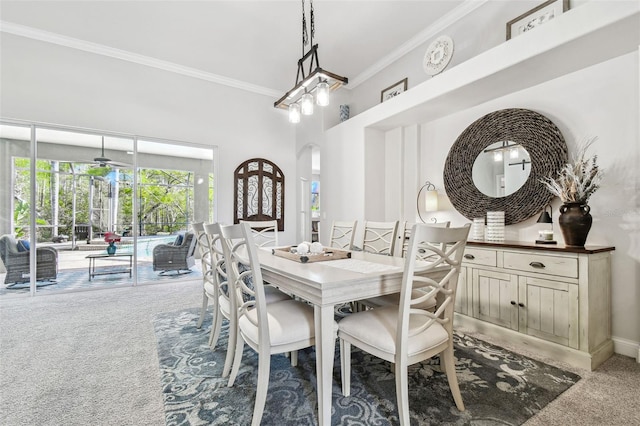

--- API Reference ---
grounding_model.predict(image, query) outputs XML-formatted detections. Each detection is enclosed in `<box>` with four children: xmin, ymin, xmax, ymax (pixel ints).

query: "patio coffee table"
<box><xmin>86</xmin><ymin>252</ymin><xmax>133</xmax><ymax>281</ymax></box>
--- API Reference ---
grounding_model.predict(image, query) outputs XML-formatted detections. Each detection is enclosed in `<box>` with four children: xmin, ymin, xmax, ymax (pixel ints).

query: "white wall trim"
<box><xmin>348</xmin><ymin>0</ymin><xmax>489</xmax><ymax>88</ymax></box>
<box><xmin>612</xmin><ymin>335</ymin><xmax>640</xmax><ymax>362</ymax></box>
<box><xmin>1</xmin><ymin>1</ymin><xmax>488</xmax><ymax>95</ymax></box>
<box><xmin>0</xmin><ymin>20</ymin><xmax>281</xmax><ymax>98</ymax></box>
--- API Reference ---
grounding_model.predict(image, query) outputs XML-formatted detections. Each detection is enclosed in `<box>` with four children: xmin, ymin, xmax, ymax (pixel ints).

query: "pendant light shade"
<box><xmin>274</xmin><ymin>0</ymin><xmax>348</xmax><ymax>123</ymax></box>
<box><xmin>316</xmin><ymin>81</ymin><xmax>330</xmax><ymax>106</ymax></box>
<box><xmin>301</xmin><ymin>93</ymin><xmax>314</xmax><ymax>115</ymax></box>
<box><xmin>289</xmin><ymin>103</ymin><xmax>301</xmax><ymax>123</ymax></box>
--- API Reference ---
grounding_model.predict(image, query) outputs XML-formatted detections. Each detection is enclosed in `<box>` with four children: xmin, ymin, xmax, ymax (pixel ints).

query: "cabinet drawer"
<box><xmin>504</xmin><ymin>252</ymin><xmax>578</xmax><ymax>278</ymax></box>
<box><xmin>462</xmin><ymin>248</ymin><xmax>496</xmax><ymax>267</ymax></box>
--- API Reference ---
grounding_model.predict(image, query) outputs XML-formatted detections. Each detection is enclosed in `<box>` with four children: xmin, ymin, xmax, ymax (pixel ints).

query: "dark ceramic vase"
<box><xmin>558</xmin><ymin>203</ymin><xmax>592</xmax><ymax>247</ymax></box>
<box><xmin>107</xmin><ymin>241</ymin><xmax>117</xmax><ymax>255</ymax></box>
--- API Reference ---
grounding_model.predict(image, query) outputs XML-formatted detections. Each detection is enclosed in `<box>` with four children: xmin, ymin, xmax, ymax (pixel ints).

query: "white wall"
<box><xmin>0</xmin><ymin>33</ymin><xmax>298</xmax><ymax>244</ymax></box>
<box><xmin>320</xmin><ymin>119</ymin><xmax>366</xmax><ymax>245</ymax></box>
<box><xmin>318</xmin><ymin>2</ymin><xmax>639</xmax><ymax>358</ymax></box>
<box><xmin>344</xmin><ymin>0</ymin><xmax>593</xmax><ymax>120</ymax></box>
<box><xmin>379</xmin><ymin>52</ymin><xmax>640</xmax><ymax>357</ymax></box>
<box><xmin>417</xmin><ymin>52</ymin><xmax>639</xmax><ymax>355</ymax></box>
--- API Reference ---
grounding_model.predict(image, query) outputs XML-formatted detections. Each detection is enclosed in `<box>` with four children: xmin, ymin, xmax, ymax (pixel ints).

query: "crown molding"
<box><xmin>348</xmin><ymin>0</ymin><xmax>489</xmax><ymax>88</ymax></box>
<box><xmin>0</xmin><ymin>20</ymin><xmax>281</xmax><ymax>98</ymax></box>
<box><xmin>1</xmin><ymin>1</ymin><xmax>486</xmax><ymax>96</ymax></box>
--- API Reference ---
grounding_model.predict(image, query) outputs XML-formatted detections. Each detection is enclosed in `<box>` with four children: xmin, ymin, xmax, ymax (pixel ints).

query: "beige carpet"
<box><xmin>1</xmin><ymin>279</ymin><xmax>638</xmax><ymax>425</ymax></box>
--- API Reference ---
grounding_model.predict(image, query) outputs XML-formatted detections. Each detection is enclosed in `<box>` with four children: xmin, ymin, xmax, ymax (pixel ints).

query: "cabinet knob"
<box><xmin>464</xmin><ymin>254</ymin><xmax>475</xmax><ymax>260</ymax></box>
<box><xmin>510</xmin><ymin>301</ymin><xmax>517</xmax><ymax>306</ymax></box>
<box><xmin>529</xmin><ymin>261</ymin><xmax>545</xmax><ymax>268</ymax></box>
<box><xmin>518</xmin><ymin>302</ymin><xmax>525</xmax><ymax>308</ymax></box>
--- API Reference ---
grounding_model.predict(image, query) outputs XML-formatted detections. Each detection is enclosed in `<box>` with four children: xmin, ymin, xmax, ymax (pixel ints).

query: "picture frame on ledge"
<box><xmin>506</xmin><ymin>0</ymin><xmax>569</xmax><ymax>40</ymax></box>
<box><xmin>380</xmin><ymin>78</ymin><xmax>408</xmax><ymax>103</ymax></box>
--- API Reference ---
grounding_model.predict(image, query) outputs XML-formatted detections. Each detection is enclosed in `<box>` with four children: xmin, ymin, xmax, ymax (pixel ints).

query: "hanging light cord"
<box><xmin>301</xmin><ymin>0</ymin><xmax>315</xmax><ymax>54</ymax></box>
<box><xmin>301</xmin><ymin>0</ymin><xmax>308</xmax><ymax>53</ymax></box>
<box><xmin>310</xmin><ymin>0</ymin><xmax>315</xmax><ymax>45</ymax></box>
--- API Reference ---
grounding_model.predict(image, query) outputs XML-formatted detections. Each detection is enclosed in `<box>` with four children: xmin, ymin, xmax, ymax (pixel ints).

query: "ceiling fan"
<box><xmin>92</xmin><ymin>136</ymin><xmax>131</xmax><ymax>168</ymax></box>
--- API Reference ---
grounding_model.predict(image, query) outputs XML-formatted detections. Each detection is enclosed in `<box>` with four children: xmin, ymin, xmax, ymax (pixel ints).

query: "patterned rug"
<box><xmin>153</xmin><ymin>308</ymin><xmax>580</xmax><ymax>426</ymax></box>
<box><xmin>1</xmin><ymin>263</ymin><xmax>202</xmax><ymax>295</ymax></box>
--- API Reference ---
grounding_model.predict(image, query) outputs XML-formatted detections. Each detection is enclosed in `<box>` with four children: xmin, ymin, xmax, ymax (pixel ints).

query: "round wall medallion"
<box><xmin>423</xmin><ymin>35</ymin><xmax>454</xmax><ymax>76</ymax></box>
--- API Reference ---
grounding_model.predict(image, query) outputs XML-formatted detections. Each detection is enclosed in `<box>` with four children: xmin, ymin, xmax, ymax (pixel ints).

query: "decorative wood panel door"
<box><xmin>234</xmin><ymin>158</ymin><xmax>285</xmax><ymax>231</ymax></box>
<box><xmin>472</xmin><ymin>269</ymin><xmax>518</xmax><ymax>330</ymax></box>
<box><xmin>518</xmin><ymin>276</ymin><xmax>579</xmax><ymax>348</ymax></box>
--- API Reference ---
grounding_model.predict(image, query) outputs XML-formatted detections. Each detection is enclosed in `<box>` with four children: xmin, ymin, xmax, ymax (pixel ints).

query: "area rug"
<box><xmin>1</xmin><ymin>263</ymin><xmax>201</xmax><ymax>295</ymax></box>
<box><xmin>153</xmin><ymin>308</ymin><xmax>580</xmax><ymax>426</ymax></box>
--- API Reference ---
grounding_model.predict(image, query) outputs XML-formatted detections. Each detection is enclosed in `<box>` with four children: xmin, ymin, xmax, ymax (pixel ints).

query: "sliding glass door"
<box><xmin>0</xmin><ymin>120</ymin><xmax>216</xmax><ymax>296</ymax></box>
<box><xmin>134</xmin><ymin>138</ymin><xmax>215</xmax><ymax>281</ymax></box>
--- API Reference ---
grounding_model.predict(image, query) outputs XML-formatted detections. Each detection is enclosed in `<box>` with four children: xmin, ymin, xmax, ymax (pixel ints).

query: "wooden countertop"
<box><xmin>466</xmin><ymin>240</ymin><xmax>615</xmax><ymax>254</ymax></box>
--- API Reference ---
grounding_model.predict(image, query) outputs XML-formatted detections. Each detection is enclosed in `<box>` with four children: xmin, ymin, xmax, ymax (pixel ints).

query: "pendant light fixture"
<box><xmin>274</xmin><ymin>0</ymin><xmax>348</xmax><ymax>123</ymax></box>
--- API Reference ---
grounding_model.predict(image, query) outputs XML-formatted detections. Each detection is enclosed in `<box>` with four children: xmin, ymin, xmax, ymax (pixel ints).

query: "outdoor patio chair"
<box><xmin>0</xmin><ymin>234</ymin><xmax>58</xmax><ymax>286</ymax></box>
<box><xmin>74</xmin><ymin>224</ymin><xmax>90</xmax><ymax>243</ymax></box>
<box><xmin>152</xmin><ymin>232</ymin><xmax>197</xmax><ymax>275</ymax></box>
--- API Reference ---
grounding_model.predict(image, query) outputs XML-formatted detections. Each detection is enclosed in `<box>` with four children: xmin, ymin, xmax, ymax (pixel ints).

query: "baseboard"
<box><xmin>454</xmin><ymin>313</ymin><xmax>605</xmax><ymax>370</ymax></box>
<box><xmin>612</xmin><ymin>336</ymin><xmax>640</xmax><ymax>362</ymax></box>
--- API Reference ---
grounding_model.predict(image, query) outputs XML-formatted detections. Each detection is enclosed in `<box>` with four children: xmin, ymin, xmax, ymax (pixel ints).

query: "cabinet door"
<box><xmin>472</xmin><ymin>269</ymin><xmax>518</xmax><ymax>330</ymax></box>
<box><xmin>518</xmin><ymin>276</ymin><xmax>579</xmax><ymax>349</ymax></box>
<box><xmin>454</xmin><ymin>266</ymin><xmax>470</xmax><ymax>316</ymax></box>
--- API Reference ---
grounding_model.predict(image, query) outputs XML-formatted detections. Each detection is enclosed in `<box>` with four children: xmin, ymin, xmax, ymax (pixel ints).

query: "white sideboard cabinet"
<box><xmin>455</xmin><ymin>241</ymin><xmax>615</xmax><ymax>371</ymax></box>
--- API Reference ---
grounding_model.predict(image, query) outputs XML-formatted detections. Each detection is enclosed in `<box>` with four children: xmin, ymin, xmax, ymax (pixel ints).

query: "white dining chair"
<box><xmin>347</xmin><ymin>220</ymin><xmax>401</xmax><ymax>311</ymax></box>
<box><xmin>360</xmin><ymin>220</ymin><xmax>400</xmax><ymax>255</ymax></box>
<box><xmin>191</xmin><ymin>222</ymin><xmax>215</xmax><ymax>328</ymax></box>
<box><xmin>241</xmin><ymin>219</ymin><xmax>279</xmax><ymax>248</ymax></box>
<box><xmin>221</xmin><ymin>222</ymin><xmax>335</xmax><ymax>426</ymax></box>
<box><xmin>363</xmin><ymin>221</ymin><xmax>451</xmax><ymax>310</ymax></box>
<box><xmin>205</xmin><ymin>222</ymin><xmax>291</xmax><ymax>379</ymax></box>
<box><xmin>202</xmin><ymin>223</ymin><xmax>234</xmax><ymax>370</ymax></box>
<box><xmin>329</xmin><ymin>220</ymin><xmax>357</xmax><ymax>250</ymax></box>
<box><xmin>338</xmin><ymin>223</ymin><xmax>470</xmax><ymax>425</ymax></box>
<box><xmin>211</xmin><ymin>222</ymin><xmax>290</xmax><ymax>381</ymax></box>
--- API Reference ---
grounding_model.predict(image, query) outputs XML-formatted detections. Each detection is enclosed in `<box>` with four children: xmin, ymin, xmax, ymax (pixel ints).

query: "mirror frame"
<box><xmin>444</xmin><ymin>108</ymin><xmax>567</xmax><ymax>225</ymax></box>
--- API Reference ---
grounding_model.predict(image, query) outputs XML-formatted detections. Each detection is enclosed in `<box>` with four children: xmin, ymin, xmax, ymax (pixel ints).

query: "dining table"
<box><xmin>258</xmin><ymin>248</ymin><xmax>434</xmax><ymax>426</ymax></box>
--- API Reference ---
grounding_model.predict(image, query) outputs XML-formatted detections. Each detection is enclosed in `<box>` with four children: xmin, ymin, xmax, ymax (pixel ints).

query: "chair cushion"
<box><xmin>264</xmin><ymin>285</ymin><xmax>291</xmax><ymax>303</ymax></box>
<box><xmin>239</xmin><ymin>299</ymin><xmax>321</xmax><ymax>347</ymax></box>
<box><xmin>174</xmin><ymin>234</ymin><xmax>184</xmax><ymax>246</ymax></box>
<box><xmin>363</xmin><ymin>289</ymin><xmax>436</xmax><ymax>310</ymax></box>
<box><xmin>218</xmin><ymin>295</ymin><xmax>231</xmax><ymax>317</ymax></box>
<box><xmin>17</xmin><ymin>240</ymin><xmax>30</xmax><ymax>252</ymax></box>
<box><xmin>338</xmin><ymin>306</ymin><xmax>448</xmax><ymax>358</ymax></box>
<box><xmin>204</xmin><ymin>282</ymin><xmax>216</xmax><ymax>298</ymax></box>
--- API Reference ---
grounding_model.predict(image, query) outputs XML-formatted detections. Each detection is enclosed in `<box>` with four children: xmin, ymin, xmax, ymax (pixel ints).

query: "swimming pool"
<box><xmin>120</xmin><ymin>235</ymin><xmax>180</xmax><ymax>260</ymax></box>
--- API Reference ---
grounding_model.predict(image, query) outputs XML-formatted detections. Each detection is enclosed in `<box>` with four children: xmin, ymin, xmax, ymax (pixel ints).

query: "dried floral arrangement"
<box><xmin>540</xmin><ymin>137</ymin><xmax>603</xmax><ymax>204</ymax></box>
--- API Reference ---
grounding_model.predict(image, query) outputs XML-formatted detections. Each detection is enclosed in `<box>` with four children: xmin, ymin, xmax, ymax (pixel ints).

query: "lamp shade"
<box><xmin>537</xmin><ymin>211</ymin><xmax>552</xmax><ymax>223</ymax></box>
<box><xmin>424</xmin><ymin>190</ymin><xmax>439</xmax><ymax>212</ymax></box>
<box><xmin>288</xmin><ymin>103</ymin><xmax>301</xmax><ymax>123</ymax></box>
<box><xmin>316</xmin><ymin>81</ymin><xmax>330</xmax><ymax>106</ymax></box>
<box><xmin>537</xmin><ymin>204</ymin><xmax>553</xmax><ymax>224</ymax></box>
<box><xmin>301</xmin><ymin>93</ymin><xmax>314</xmax><ymax>115</ymax></box>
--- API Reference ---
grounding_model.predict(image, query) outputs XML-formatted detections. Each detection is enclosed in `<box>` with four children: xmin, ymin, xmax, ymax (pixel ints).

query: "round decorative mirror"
<box><xmin>444</xmin><ymin>108</ymin><xmax>567</xmax><ymax>225</ymax></box>
<box><xmin>472</xmin><ymin>141</ymin><xmax>531</xmax><ymax>197</ymax></box>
